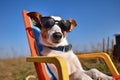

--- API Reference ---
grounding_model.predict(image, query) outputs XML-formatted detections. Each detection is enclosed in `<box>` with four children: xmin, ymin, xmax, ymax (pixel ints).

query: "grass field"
<box><xmin>0</xmin><ymin>56</ymin><xmax>120</xmax><ymax>80</ymax></box>
<box><xmin>0</xmin><ymin>57</ymin><xmax>36</xmax><ymax>80</ymax></box>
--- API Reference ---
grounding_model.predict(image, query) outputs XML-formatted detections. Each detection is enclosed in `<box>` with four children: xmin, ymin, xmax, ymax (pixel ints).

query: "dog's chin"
<box><xmin>52</xmin><ymin>40</ymin><xmax>61</xmax><ymax>44</ymax></box>
<box><xmin>43</xmin><ymin>38</ymin><xmax>62</xmax><ymax>47</ymax></box>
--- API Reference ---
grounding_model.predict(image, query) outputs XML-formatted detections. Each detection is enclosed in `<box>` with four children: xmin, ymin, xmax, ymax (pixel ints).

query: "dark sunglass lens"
<box><xmin>64</xmin><ymin>21</ymin><xmax>71</xmax><ymax>27</ymax></box>
<box><xmin>60</xmin><ymin>20</ymin><xmax>71</xmax><ymax>31</ymax></box>
<box><xmin>58</xmin><ymin>21</ymin><xmax>64</xmax><ymax>27</ymax></box>
<box><xmin>46</xmin><ymin>19</ymin><xmax>55</xmax><ymax>27</ymax></box>
<box><xmin>41</xmin><ymin>17</ymin><xmax>55</xmax><ymax>28</ymax></box>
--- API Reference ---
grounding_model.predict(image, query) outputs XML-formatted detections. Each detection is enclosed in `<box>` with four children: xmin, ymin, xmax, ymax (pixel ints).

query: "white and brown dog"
<box><xmin>27</xmin><ymin>12</ymin><xmax>113</xmax><ymax>80</ymax></box>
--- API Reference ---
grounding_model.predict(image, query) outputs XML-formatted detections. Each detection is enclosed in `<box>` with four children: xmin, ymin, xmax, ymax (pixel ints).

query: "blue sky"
<box><xmin>0</xmin><ymin>0</ymin><xmax>120</xmax><ymax>58</ymax></box>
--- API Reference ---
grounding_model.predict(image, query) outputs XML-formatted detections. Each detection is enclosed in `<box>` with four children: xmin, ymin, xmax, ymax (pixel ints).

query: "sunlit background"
<box><xmin>0</xmin><ymin>0</ymin><xmax>120</xmax><ymax>58</ymax></box>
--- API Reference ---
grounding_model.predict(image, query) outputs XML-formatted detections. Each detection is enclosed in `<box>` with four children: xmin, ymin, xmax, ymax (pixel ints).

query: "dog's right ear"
<box><xmin>27</xmin><ymin>12</ymin><xmax>42</xmax><ymax>29</ymax></box>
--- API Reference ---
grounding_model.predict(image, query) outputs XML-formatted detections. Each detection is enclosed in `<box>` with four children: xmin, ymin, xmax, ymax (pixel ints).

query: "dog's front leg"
<box><xmin>84</xmin><ymin>68</ymin><xmax>114</xmax><ymax>80</ymax></box>
<box><xmin>69</xmin><ymin>71</ymin><xmax>93</xmax><ymax>80</ymax></box>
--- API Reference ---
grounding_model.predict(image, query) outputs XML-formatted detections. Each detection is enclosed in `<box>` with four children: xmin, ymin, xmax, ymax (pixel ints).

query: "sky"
<box><xmin>0</xmin><ymin>0</ymin><xmax>120</xmax><ymax>58</ymax></box>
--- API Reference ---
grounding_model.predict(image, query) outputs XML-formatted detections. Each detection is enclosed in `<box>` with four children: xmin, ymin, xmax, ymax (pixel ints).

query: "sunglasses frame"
<box><xmin>40</xmin><ymin>17</ymin><xmax>71</xmax><ymax>31</ymax></box>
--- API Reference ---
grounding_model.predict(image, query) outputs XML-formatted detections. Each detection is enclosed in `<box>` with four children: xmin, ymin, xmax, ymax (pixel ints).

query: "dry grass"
<box><xmin>0</xmin><ymin>57</ymin><xmax>36</xmax><ymax>80</ymax></box>
<box><xmin>0</xmin><ymin>57</ymin><xmax>119</xmax><ymax>80</ymax></box>
<box><xmin>80</xmin><ymin>58</ymin><xmax>120</xmax><ymax>76</ymax></box>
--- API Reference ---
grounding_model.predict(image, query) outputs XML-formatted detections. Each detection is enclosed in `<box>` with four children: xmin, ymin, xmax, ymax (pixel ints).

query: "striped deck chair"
<box><xmin>22</xmin><ymin>10</ymin><xmax>119</xmax><ymax>80</ymax></box>
<box><xmin>22</xmin><ymin>10</ymin><xmax>69</xmax><ymax>80</ymax></box>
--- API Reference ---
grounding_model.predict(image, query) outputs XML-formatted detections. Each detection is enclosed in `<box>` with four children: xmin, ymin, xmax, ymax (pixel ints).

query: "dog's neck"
<box><xmin>40</xmin><ymin>35</ymin><xmax>69</xmax><ymax>47</ymax></box>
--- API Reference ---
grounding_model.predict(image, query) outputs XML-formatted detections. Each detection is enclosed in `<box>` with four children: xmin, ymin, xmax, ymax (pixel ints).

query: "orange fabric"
<box><xmin>22</xmin><ymin>10</ymin><xmax>51</xmax><ymax>80</ymax></box>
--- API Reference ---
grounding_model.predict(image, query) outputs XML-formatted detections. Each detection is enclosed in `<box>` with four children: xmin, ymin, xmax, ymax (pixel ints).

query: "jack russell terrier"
<box><xmin>27</xmin><ymin>12</ymin><xmax>113</xmax><ymax>80</ymax></box>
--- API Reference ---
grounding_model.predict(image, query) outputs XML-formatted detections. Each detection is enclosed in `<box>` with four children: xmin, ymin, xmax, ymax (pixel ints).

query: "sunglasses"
<box><xmin>40</xmin><ymin>17</ymin><xmax>71</xmax><ymax>31</ymax></box>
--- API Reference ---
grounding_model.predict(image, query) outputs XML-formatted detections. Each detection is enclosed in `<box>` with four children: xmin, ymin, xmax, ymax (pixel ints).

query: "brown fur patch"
<box><xmin>41</xmin><ymin>28</ymin><xmax>49</xmax><ymax>39</ymax></box>
<box><xmin>62</xmin><ymin>31</ymin><xmax>67</xmax><ymax>37</ymax></box>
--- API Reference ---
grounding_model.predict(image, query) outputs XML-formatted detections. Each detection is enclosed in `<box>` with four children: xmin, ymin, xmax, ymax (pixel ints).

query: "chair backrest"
<box><xmin>22</xmin><ymin>10</ymin><xmax>57</xmax><ymax>80</ymax></box>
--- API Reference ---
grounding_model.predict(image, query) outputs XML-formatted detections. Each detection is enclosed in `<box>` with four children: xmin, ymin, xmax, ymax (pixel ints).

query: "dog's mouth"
<box><xmin>52</xmin><ymin>39</ymin><xmax>61</xmax><ymax>44</ymax></box>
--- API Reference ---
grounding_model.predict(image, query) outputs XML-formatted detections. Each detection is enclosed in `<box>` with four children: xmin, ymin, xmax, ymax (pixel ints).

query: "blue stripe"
<box><xmin>45</xmin><ymin>64</ymin><xmax>57</xmax><ymax>80</ymax></box>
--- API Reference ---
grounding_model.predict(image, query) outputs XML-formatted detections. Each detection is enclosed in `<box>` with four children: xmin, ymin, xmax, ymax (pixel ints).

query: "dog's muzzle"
<box><xmin>52</xmin><ymin>32</ymin><xmax>62</xmax><ymax>42</ymax></box>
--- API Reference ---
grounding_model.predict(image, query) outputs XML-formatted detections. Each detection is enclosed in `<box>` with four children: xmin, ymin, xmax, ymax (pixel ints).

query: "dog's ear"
<box><xmin>68</xmin><ymin>19</ymin><xmax>77</xmax><ymax>32</ymax></box>
<box><xmin>27</xmin><ymin>12</ymin><xmax>42</xmax><ymax>29</ymax></box>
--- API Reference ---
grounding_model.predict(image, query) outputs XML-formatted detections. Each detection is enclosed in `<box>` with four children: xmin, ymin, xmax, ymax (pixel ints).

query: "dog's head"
<box><xmin>27</xmin><ymin>12</ymin><xmax>77</xmax><ymax>46</ymax></box>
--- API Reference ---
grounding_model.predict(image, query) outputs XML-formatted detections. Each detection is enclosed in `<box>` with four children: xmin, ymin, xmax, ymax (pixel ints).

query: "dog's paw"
<box><xmin>85</xmin><ymin>69</ymin><xmax>114</xmax><ymax>80</ymax></box>
<box><xmin>91</xmin><ymin>69</ymin><xmax>114</xmax><ymax>80</ymax></box>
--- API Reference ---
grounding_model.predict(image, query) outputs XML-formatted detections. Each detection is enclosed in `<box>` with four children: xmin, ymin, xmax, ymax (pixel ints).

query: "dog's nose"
<box><xmin>53</xmin><ymin>32</ymin><xmax>62</xmax><ymax>40</ymax></box>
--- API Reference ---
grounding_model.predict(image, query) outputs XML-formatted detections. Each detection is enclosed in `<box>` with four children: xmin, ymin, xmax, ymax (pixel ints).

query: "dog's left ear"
<box><xmin>27</xmin><ymin>12</ymin><xmax>42</xmax><ymax>29</ymax></box>
<box><xmin>68</xmin><ymin>19</ymin><xmax>77</xmax><ymax>32</ymax></box>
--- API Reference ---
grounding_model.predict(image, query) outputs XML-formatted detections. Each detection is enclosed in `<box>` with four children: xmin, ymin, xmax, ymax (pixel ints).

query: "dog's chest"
<box><xmin>42</xmin><ymin>48</ymin><xmax>73</xmax><ymax>59</ymax></box>
<box><xmin>42</xmin><ymin>49</ymin><xmax>79</xmax><ymax>74</ymax></box>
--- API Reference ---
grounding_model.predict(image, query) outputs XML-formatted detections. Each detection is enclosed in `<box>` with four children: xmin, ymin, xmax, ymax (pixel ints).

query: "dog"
<box><xmin>27</xmin><ymin>12</ymin><xmax>114</xmax><ymax>80</ymax></box>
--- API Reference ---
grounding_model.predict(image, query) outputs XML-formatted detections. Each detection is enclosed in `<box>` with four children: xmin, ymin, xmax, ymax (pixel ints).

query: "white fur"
<box><xmin>40</xmin><ymin>16</ymin><xmax>113</xmax><ymax>80</ymax></box>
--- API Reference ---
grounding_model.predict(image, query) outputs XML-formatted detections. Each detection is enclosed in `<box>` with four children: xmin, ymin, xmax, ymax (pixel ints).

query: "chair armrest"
<box><xmin>77</xmin><ymin>52</ymin><xmax>119</xmax><ymax>75</ymax></box>
<box><xmin>26</xmin><ymin>56</ymin><xmax>69</xmax><ymax>80</ymax></box>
